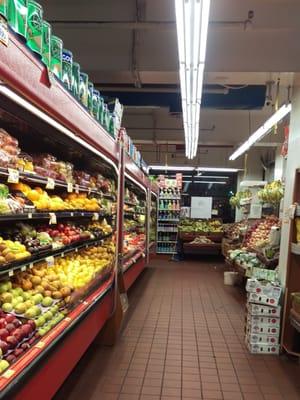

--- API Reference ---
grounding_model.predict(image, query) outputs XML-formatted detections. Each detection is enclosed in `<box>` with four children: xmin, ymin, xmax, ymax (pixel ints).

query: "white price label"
<box><xmin>70</xmin><ymin>212</ymin><xmax>74</xmax><ymax>217</ymax></box>
<box><xmin>75</xmin><ymin>184</ymin><xmax>79</xmax><ymax>194</ymax></box>
<box><xmin>75</xmin><ymin>248</ymin><xmax>78</xmax><ymax>253</ymax></box>
<box><xmin>92</xmin><ymin>212</ymin><xmax>99</xmax><ymax>221</ymax></box>
<box><xmin>8</xmin><ymin>270</ymin><xmax>14</xmax><ymax>277</ymax></box>
<box><xmin>88</xmin><ymin>187</ymin><xmax>92</xmax><ymax>195</ymax></box>
<box><xmin>46</xmin><ymin>177</ymin><xmax>55</xmax><ymax>190</ymax></box>
<box><xmin>46</xmin><ymin>256</ymin><xmax>54</xmax><ymax>267</ymax></box>
<box><xmin>28</xmin><ymin>213</ymin><xmax>32</xmax><ymax>219</ymax></box>
<box><xmin>7</xmin><ymin>168</ymin><xmax>19</xmax><ymax>183</ymax></box>
<box><xmin>21</xmin><ymin>266</ymin><xmax>27</xmax><ymax>272</ymax></box>
<box><xmin>49</xmin><ymin>213</ymin><xmax>57</xmax><ymax>225</ymax></box>
<box><xmin>67</xmin><ymin>182</ymin><xmax>73</xmax><ymax>193</ymax></box>
<box><xmin>29</xmin><ymin>263</ymin><xmax>33</xmax><ymax>269</ymax></box>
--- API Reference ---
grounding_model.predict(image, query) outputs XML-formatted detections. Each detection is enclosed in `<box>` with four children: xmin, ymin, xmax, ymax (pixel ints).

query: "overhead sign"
<box><xmin>191</xmin><ymin>197</ymin><xmax>212</xmax><ymax>219</ymax></box>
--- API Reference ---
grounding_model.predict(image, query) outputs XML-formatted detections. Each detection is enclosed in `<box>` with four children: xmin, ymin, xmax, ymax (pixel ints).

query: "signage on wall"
<box><xmin>191</xmin><ymin>197</ymin><xmax>212</xmax><ymax>219</ymax></box>
<box><xmin>176</xmin><ymin>173</ymin><xmax>183</xmax><ymax>189</ymax></box>
<box><xmin>158</xmin><ymin>175</ymin><xmax>166</xmax><ymax>188</ymax></box>
<box><xmin>158</xmin><ymin>174</ymin><xmax>182</xmax><ymax>189</ymax></box>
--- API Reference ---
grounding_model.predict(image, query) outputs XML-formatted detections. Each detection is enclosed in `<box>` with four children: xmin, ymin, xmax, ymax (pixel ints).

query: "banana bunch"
<box><xmin>257</xmin><ymin>180</ymin><xmax>284</xmax><ymax>205</ymax></box>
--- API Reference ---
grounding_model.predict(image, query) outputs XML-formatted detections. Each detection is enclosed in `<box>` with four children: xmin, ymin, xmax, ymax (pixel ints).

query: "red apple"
<box><xmin>28</xmin><ymin>336</ymin><xmax>37</xmax><ymax>345</ymax></box>
<box><xmin>27</xmin><ymin>320</ymin><xmax>36</xmax><ymax>330</ymax></box>
<box><xmin>12</xmin><ymin>329</ymin><xmax>23</xmax><ymax>342</ymax></box>
<box><xmin>5</xmin><ymin>323</ymin><xmax>15</xmax><ymax>333</ymax></box>
<box><xmin>20</xmin><ymin>342</ymin><xmax>30</xmax><ymax>350</ymax></box>
<box><xmin>21</xmin><ymin>324</ymin><xmax>32</xmax><ymax>336</ymax></box>
<box><xmin>6</xmin><ymin>336</ymin><xmax>18</xmax><ymax>348</ymax></box>
<box><xmin>0</xmin><ymin>318</ymin><xmax>6</xmax><ymax>328</ymax></box>
<box><xmin>5</xmin><ymin>354</ymin><xmax>16</xmax><ymax>363</ymax></box>
<box><xmin>0</xmin><ymin>329</ymin><xmax>9</xmax><ymax>340</ymax></box>
<box><xmin>4</xmin><ymin>314</ymin><xmax>14</xmax><ymax>324</ymax></box>
<box><xmin>13</xmin><ymin>348</ymin><xmax>24</xmax><ymax>357</ymax></box>
<box><xmin>0</xmin><ymin>340</ymin><xmax>9</xmax><ymax>354</ymax></box>
<box><xmin>12</xmin><ymin>319</ymin><xmax>22</xmax><ymax>328</ymax></box>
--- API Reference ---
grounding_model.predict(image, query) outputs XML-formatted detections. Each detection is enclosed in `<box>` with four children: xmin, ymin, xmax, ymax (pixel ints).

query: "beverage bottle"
<box><xmin>168</xmin><ymin>200</ymin><xmax>172</xmax><ymax>210</ymax></box>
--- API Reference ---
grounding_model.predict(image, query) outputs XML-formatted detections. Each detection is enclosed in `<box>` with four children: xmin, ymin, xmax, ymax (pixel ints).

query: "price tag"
<box><xmin>28</xmin><ymin>213</ymin><xmax>32</xmax><ymax>219</ymax></box>
<box><xmin>7</xmin><ymin>168</ymin><xmax>19</xmax><ymax>183</ymax></box>
<box><xmin>142</xmin><ymin>253</ymin><xmax>146</xmax><ymax>258</ymax></box>
<box><xmin>8</xmin><ymin>270</ymin><xmax>14</xmax><ymax>277</ymax></box>
<box><xmin>46</xmin><ymin>177</ymin><xmax>55</xmax><ymax>190</ymax></box>
<box><xmin>29</xmin><ymin>263</ymin><xmax>33</xmax><ymax>269</ymax></box>
<box><xmin>67</xmin><ymin>182</ymin><xmax>73</xmax><ymax>193</ymax></box>
<box><xmin>61</xmin><ymin>252</ymin><xmax>64</xmax><ymax>258</ymax></box>
<box><xmin>75</xmin><ymin>248</ymin><xmax>78</xmax><ymax>253</ymax></box>
<box><xmin>88</xmin><ymin>187</ymin><xmax>92</xmax><ymax>195</ymax></box>
<box><xmin>46</xmin><ymin>256</ymin><xmax>54</xmax><ymax>267</ymax></box>
<box><xmin>49</xmin><ymin>213</ymin><xmax>57</xmax><ymax>225</ymax></box>
<box><xmin>92</xmin><ymin>212</ymin><xmax>99</xmax><ymax>221</ymax></box>
<box><xmin>75</xmin><ymin>184</ymin><xmax>79</xmax><ymax>194</ymax></box>
<box><xmin>65</xmin><ymin>317</ymin><xmax>71</xmax><ymax>322</ymax></box>
<box><xmin>70</xmin><ymin>212</ymin><xmax>74</xmax><ymax>217</ymax></box>
<box><xmin>35</xmin><ymin>341</ymin><xmax>45</xmax><ymax>349</ymax></box>
<box><xmin>21</xmin><ymin>265</ymin><xmax>27</xmax><ymax>272</ymax></box>
<box><xmin>2</xmin><ymin>369</ymin><xmax>15</xmax><ymax>379</ymax></box>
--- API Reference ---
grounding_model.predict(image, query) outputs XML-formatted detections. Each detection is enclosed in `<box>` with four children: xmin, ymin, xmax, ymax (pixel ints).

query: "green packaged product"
<box><xmin>87</xmin><ymin>81</ymin><xmax>93</xmax><ymax>114</ymax></box>
<box><xmin>98</xmin><ymin>97</ymin><xmax>104</xmax><ymax>124</ymax></box>
<box><xmin>0</xmin><ymin>0</ymin><xmax>7</xmax><ymax>18</ymax></box>
<box><xmin>71</xmin><ymin>61</ymin><xmax>80</xmax><ymax>99</ymax></box>
<box><xmin>50</xmin><ymin>35</ymin><xmax>62</xmax><ymax>79</ymax></box>
<box><xmin>62</xmin><ymin>48</ymin><xmax>72</xmax><ymax>90</ymax></box>
<box><xmin>41</xmin><ymin>20</ymin><xmax>51</xmax><ymax>67</ymax></box>
<box><xmin>8</xmin><ymin>0</ymin><xmax>27</xmax><ymax>37</ymax></box>
<box><xmin>79</xmin><ymin>72</ymin><xmax>88</xmax><ymax>107</ymax></box>
<box><xmin>26</xmin><ymin>0</ymin><xmax>42</xmax><ymax>54</ymax></box>
<box><xmin>92</xmin><ymin>89</ymin><xmax>100</xmax><ymax>119</ymax></box>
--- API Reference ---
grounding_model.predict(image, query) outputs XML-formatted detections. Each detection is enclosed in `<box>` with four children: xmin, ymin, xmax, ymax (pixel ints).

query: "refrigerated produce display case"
<box><xmin>149</xmin><ymin>188</ymin><xmax>158</xmax><ymax>257</ymax></box>
<box><xmin>0</xmin><ymin>25</ymin><xmax>124</xmax><ymax>400</ymax></box>
<box><xmin>121</xmin><ymin>159</ymin><xmax>148</xmax><ymax>290</ymax></box>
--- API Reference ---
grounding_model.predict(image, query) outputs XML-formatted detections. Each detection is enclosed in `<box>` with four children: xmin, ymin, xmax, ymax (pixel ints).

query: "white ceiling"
<box><xmin>39</xmin><ymin>0</ymin><xmax>298</xmax><ymax>166</ymax></box>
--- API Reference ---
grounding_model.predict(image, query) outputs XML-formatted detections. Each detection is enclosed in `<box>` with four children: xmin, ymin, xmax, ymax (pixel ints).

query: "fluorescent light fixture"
<box><xmin>0</xmin><ymin>84</ymin><xmax>119</xmax><ymax>173</ymax></box>
<box><xmin>175</xmin><ymin>0</ymin><xmax>211</xmax><ymax>159</ymax></box>
<box><xmin>149</xmin><ymin>165</ymin><xmax>195</xmax><ymax>171</ymax></box>
<box><xmin>182</xmin><ymin>180</ymin><xmax>227</xmax><ymax>184</ymax></box>
<box><xmin>229</xmin><ymin>103</ymin><xmax>292</xmax><ymax>161</ymax></box>
<box><xmin>196</xmin><ymin>167</ymin><xmax>239</xmax><ymax>172</ymax></box>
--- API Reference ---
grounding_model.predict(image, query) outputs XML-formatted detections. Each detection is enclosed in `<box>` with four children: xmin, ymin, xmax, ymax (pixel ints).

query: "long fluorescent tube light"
<box><xmin>0</xmin><ymin>84</ymin><xmax>119</xmax><ymax>174</ymax></box>
<box><xmin>197</xmin><ymin>167</ymin><xmax>239</xmax><ymax>172</ymax></box>
<box><xmin>175</xmin><ymin>0</ymin><xmax>211</xmax><ymax>159</ymax></box>
<box><xmin>182</xmin><ymin>180</ymin><xmax>227</xmax><ymax>184</ymax></box>
<box><xmin>229</xmin><ymin>103</ymin><xmax>292</xmax><ymax>161</ymax></box>
<box><xmin>149</xmin><ymin>165</ymin><xmax>195</xmax><ymax>171</ymax></box>
<box><xmin>149</xmin><ymin>165</ymin><xmax>239</xmax><ymax>172</ymax></box>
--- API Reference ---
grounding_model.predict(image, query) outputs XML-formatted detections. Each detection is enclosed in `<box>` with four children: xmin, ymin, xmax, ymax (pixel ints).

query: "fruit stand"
<box><xmin>179</xmin><ymin>219</ymin><xmax>224</xmax><ymax>256</ymax></box>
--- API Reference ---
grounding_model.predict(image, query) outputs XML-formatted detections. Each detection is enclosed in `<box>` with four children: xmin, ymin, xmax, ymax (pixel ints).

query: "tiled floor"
<box><xmin>54</xmin><ymin>258</ymin><xmax>300</xmax><ymax>400</ymax></box>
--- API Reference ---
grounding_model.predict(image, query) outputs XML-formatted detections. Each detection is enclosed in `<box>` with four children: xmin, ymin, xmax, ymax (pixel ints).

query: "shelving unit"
<box><xmin>148</xmin><ymin>183</ymin><xmax>159</xmax><ymax>258</ymax></box>
<box><xmin>282</xmin><ymin>170</ymin><xmax>300</xmax><ymax>357</ymax></box>
<box><xmin>156</xmin><ymin>187</ymin><xmax>181</xmax><ymax>254</ymax></box>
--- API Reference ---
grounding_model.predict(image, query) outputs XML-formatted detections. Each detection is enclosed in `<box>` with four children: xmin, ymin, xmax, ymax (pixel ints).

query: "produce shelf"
<box><xmin>0</xmin><ymin>210</ymin><xmax>114</xmax><ymax>222</ymax></box>
<box><xmin>123</xmin><ymin>248</ymin><xmax>145</xmax><ymax>273</ymax></box>
<box><xmin>156</xmin><ymin>251</ymin><xmax>177</xmax><ymax>254</ymax></box>
<box><xmin>124</xmin><ymin>200</ymin><xmax>139</xmax><ymax>207</ymax></box>
<box><xmin>124</xmin><ymin>212</ymin><xmax>146</xmax><ymax>218</ymax></box>
<box><xmin>157</xmin><ymin>240</ymin><xmax>177</xmax><ymax>243</ymax></box>
<box><xmin>0</xmin><ymin>233</ymin><xmax>113</xmax><ymax>277</ymax></box>
<box><xmin>0</xmin><ymin>275</ymin><xmax>115</xmax><ymax>399</ymax></box>
<box><xmin>159</xmin><ymin>197</ymin><xmax>181</xmax><ymax>200</ymax></box>
<box><xmin>123</xmin><ymin>255</ymin><xmax>146</xmax><ymax>291</ymax></box>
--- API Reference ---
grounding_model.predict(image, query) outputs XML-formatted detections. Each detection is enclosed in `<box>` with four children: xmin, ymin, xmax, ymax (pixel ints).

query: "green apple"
<box><xmin>0</xmin><ymin>360</ymin><xmax>9</xmax><ymax>372</ymax></box>
<box><xmin>32</xmin><ymin>294</ymin><xmax>43</xmax><ymax>305</ymax></box>
<box><xmin>14</xmin><ymin>303</ymin><xmax>26</xmax><ymax>314</ymax></box>
<box><xmin>15</xmin><ymin>296</ymin><xmax>24</xmax><ymax>304</ymax></box>
<box><xmin>43</xmin><ymin>311</ymin><xmax>53</xmax><ymax>321</ymax></box>
<box><xmin>42</xmin><ymin>297</ymin><xmax>53</xmax><ymax>307</ymax></box>
<box><xmin>35</xmin><ymin>316</ymin><xmax>46</xmax><ymax>328</ymax></box>
<box><xmin>0</xmin><ymin>293</ymin><xmax>12</xmax><ymax>303</ymax></box>
<box><xmin>22</xmin><ymin>292</ymin><xmax>31</xmax><ymax>301</ymax></box>
<box><xmin>0</xmin><ymin>282</ymin><xmax>10</xmax><ymax>294</ymax></box>
<box><xmin>2</xmin><ymin>303</ymin><xmax>13</xmax><ymax>313</ymax></box>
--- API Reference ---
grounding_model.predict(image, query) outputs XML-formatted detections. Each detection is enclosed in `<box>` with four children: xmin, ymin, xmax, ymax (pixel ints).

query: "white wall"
<box><xmin>278</xmin><ymin>76</ymin><xmax>300</xmax><ymax>285</ymax></box>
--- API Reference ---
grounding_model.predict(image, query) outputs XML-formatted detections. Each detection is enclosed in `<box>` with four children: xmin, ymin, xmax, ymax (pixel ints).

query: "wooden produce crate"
<box><xmin>221</xmin><ymin>238</ymin><xmax>241</xmax><ymax>258</ymax></box>
<box><xmin>179</xmin><ymin>231</ymin><xmax>223</xmax><ymax>242</ymax></box>
<box><xmin>183</xmin><ymin>242</ymin><xmax>221</xmax><ymax>255</ymax></box>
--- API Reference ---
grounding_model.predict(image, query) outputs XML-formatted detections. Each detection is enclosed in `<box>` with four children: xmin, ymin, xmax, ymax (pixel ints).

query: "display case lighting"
<box><xmin>175</xmin><ymin>0</ymin><xmax>211</xmax><ymax>159</ymax></box>
<box><xmin>229</xmin><ymin>103</ymin><xmax>292</xmax><ymax>161</ymax></box>
<box><xmin>0</xmin><ymin>84</ymin><xmax>119</xmax><ymax>173</ymax></box>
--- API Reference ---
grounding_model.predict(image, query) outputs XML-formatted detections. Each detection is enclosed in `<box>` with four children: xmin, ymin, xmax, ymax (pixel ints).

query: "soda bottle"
<box><xmin>26</xmin><ymin>0</ymin><xmax>43</xmax><ymax>54</ymax></box>
<box><xmin>50</xmin><ymin>35</ymin><xmax>63</xmax><ymax>79</ymax></box>
<box><xmin>41</xmin><ymin>20</ymin><xmax>51</xmax><ymax>67</ymax></box>
<box><xmin>8</xmin><ymin>0</ymin><xmax>27</xmax><ymax>38</ymax></box>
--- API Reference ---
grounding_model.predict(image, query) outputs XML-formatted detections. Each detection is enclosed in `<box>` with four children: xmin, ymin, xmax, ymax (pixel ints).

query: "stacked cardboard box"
<box><xmin>245</xmin><ymin>278</ymin><xmax>282</xmax><ymax>354</ymax></box>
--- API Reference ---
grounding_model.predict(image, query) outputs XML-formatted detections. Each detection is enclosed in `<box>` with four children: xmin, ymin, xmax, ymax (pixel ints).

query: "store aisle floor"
<box><xmin>54</xmin><ymin>259</ymin><xmax>300</xmax><ymax>400</ymax></box>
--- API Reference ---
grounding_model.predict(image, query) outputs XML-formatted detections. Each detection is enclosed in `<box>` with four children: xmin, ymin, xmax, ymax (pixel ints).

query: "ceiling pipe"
<box><xmin>96</xmin><ymin>85</ymin><xmax>229</xmax><ymax>94</ymax></box>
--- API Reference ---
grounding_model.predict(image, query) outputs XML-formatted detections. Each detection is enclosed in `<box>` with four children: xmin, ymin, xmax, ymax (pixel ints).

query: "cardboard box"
<box><xmin>246</xmin><ymin>278</ymin><xmax>282</xmax><ymax>300</ymax></box>
<box><xmin>246</xmin><ymin>340</ymin><xmax>280</xmax><ymax>355</ymax></box>
<box><xmin>247</xmin><ymin>303</ymin><xmax>281</xmax><ymax>317</ymax></box>
<box><xmin>246</xmin><ymin>332</ymin><xmax>279</xmax><ymax>345</ymax></box>
<box><xmin>246</xmin><ymin>320</ymin><xmax>280</xmax><ymax>336</ymax></box>
<box><xmin>247</xmin><ymin>315</ymin><xmax>280</xmax><ymax>327</ymax></box>
<box><xmin>247</xmin><ymin>292</ymin><xmax>280</xmax><ymax>307</ymax></box>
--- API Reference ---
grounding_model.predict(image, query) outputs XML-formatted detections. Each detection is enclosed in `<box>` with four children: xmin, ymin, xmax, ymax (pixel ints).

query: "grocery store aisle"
<box><xmin>54</xmin><ymin>259</ymin><xmax>300</xmax><ymax>400</ymax></box>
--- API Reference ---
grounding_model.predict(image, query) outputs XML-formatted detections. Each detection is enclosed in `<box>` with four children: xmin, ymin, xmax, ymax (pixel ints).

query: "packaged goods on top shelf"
<box><xmin>0</xmin><ymin>3</ymin><xmax>119</xmax><ymax>137</ymax></box>
<box><xmin>118</xmin><ymin>128</ymin><xmax>147</xmax><ymax>169</ymax></box>
<box><xmin>123</xmin><ymin>233</ymin><xmax>145</xmax><ymax>255</ymax></box>
<box><xmin>0</xmin><ymin>236</ymin><xmax>115</xmax><ymax>373</ymax></box>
